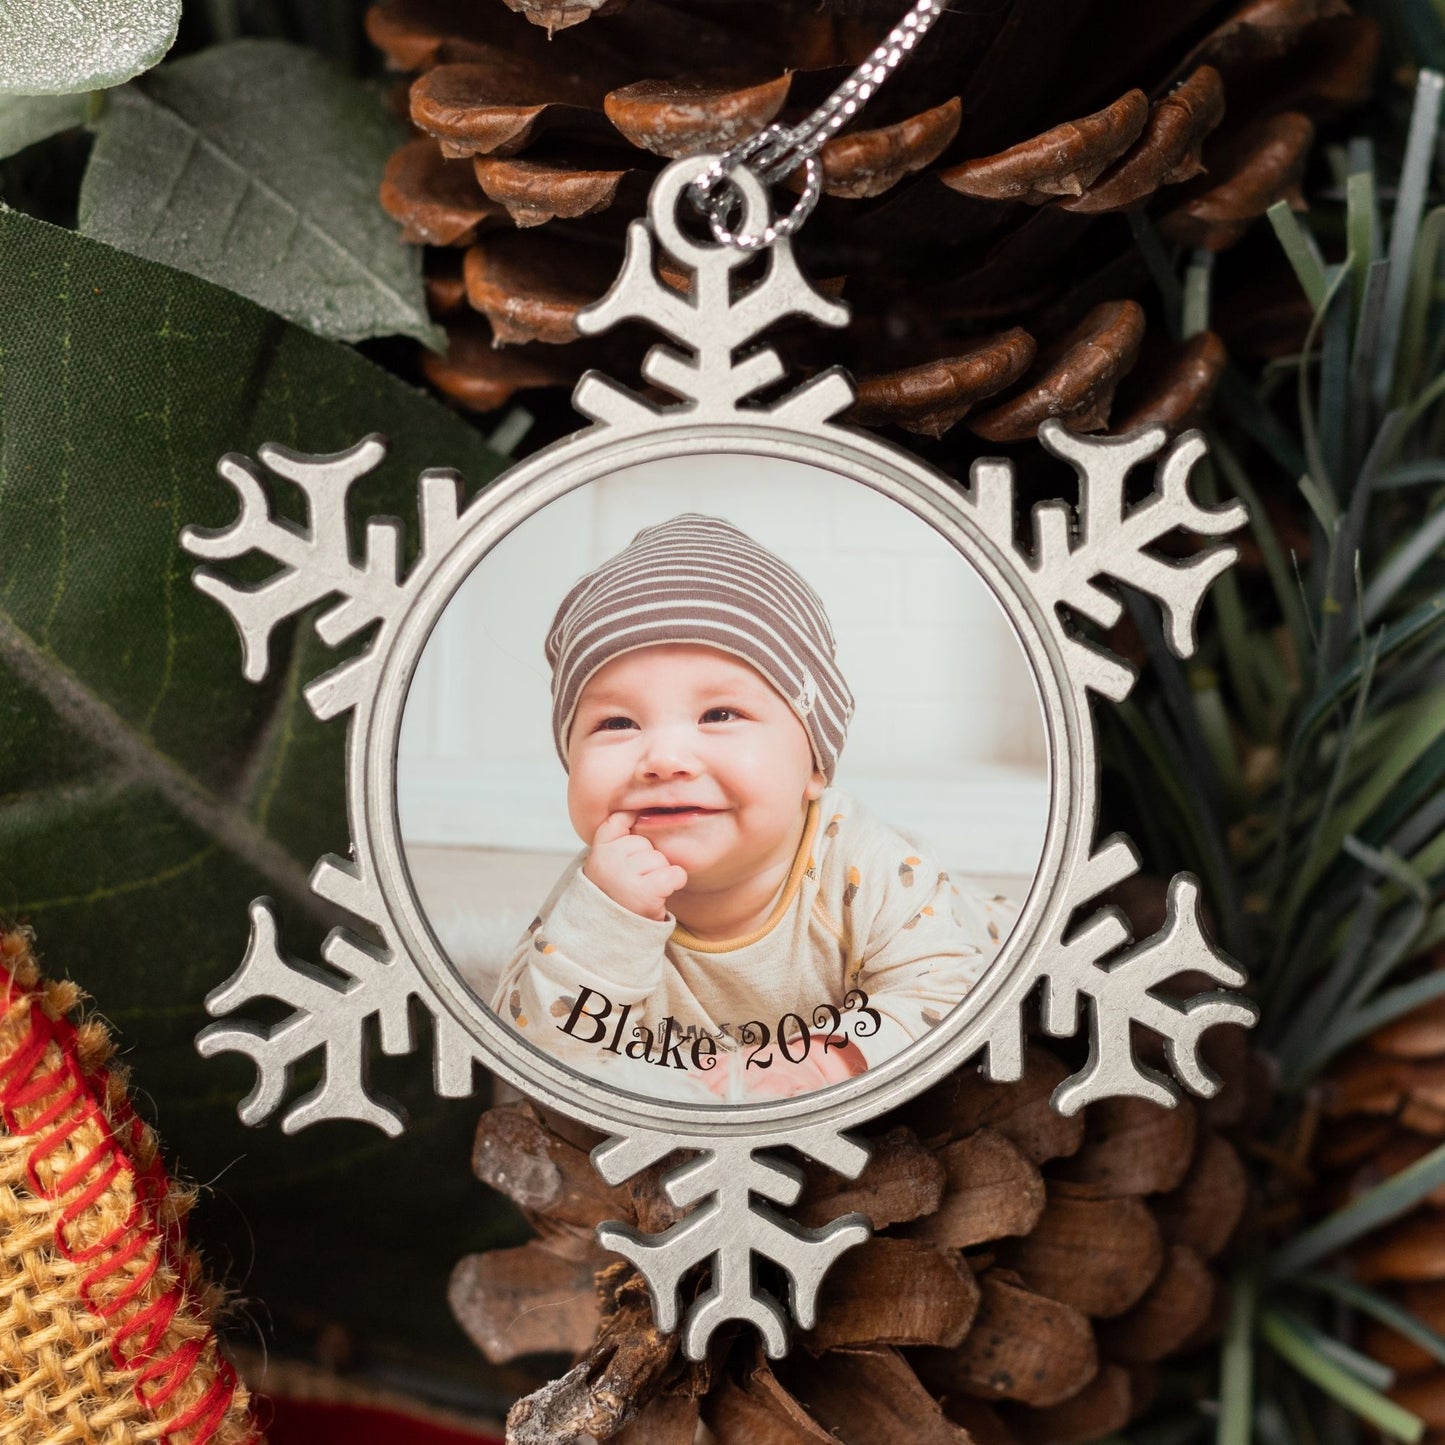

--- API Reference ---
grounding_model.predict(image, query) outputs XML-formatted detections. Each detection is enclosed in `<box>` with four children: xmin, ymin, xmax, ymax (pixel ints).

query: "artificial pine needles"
<box><xmin>1111</xmin><ymin>61</ymin><xmax>1445</xmax><ymax>1445</ymax></box>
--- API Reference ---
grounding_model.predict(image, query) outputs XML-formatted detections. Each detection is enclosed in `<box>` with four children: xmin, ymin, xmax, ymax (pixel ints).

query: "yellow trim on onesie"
<box><xmin>670</xmin><ymin>799</ymin><xmax>822</xmax><ymax>954</ymax></box>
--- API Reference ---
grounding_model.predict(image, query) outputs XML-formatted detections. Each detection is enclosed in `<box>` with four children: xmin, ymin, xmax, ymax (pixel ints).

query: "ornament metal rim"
<box><xmin>365</xmin><ymin>415</ymin><xmax>1079</xmax><ymax>1142</ymax></box>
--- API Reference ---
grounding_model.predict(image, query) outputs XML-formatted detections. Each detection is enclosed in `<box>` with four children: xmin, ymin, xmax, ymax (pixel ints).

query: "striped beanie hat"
<box><xmin>546</xmin><ymin>514</ymin><xmax>854</xmax><ymax>781</ymax></box>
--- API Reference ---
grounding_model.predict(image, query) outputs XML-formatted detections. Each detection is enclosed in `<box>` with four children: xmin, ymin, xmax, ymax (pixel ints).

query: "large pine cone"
<box><xmin>371</xmin><ymin>0</ymin><xmax>1373</xmax><ymax>444</ymax></box>
<box><xmin>451</xmin><ymin>1043</ymin><xmax>1254</xmax><ymax>1443</ymax></box>
<box><xmin>1319</xmin><ymin>948</ymin><xmax>1445</xmax><ymax>1434</ymax></box>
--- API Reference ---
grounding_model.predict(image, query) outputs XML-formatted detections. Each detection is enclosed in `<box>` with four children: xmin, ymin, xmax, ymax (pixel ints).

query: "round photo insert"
<box><xmin>397</xmin><ymin>453</ymin><xmax>1050</xmax><ymax>1105</ymax></box>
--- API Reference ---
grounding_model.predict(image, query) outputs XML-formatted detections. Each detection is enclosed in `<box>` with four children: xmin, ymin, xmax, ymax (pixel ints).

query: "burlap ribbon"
<box><xmin>0</xmin><ymin>928</ymin><xmax>261</xmax><ymax>1444</ymax></box>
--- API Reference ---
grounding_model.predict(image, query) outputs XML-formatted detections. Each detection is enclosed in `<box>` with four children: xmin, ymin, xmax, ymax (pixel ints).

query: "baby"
<box><xmin>491</xmin><ymin>513</ymin><xmax>1017</xmax><ymax>1102</ymax></box>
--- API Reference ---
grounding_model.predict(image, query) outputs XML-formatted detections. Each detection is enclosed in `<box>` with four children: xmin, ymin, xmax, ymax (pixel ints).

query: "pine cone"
<box><xmin>1317</xmin><ymin>948</ymin><xmax>1445</xmax><ymax>1432</ymax></box>
<box><xmin>451</xmin><ymin>1043</ymin><xmax>1253</xmax><ymax>1443</ymax></box>
<box><xmin>371</xmin><ymin>0</ymin><xmax>1374</xmax><ymax>444</ymax></box>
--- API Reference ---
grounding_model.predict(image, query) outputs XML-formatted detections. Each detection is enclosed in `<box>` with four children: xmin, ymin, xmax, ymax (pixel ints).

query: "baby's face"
<box><xmin>566</xmin><ymin>643</ymin><xmax>825</xmax><ymax>890</ymax></box>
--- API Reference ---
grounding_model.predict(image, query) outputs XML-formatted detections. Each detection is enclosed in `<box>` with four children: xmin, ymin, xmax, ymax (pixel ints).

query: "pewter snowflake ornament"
<box><xmin>183</xmin><ymin>156</ymin><xmax>1256</xmax><ymax>1360</ymax></box>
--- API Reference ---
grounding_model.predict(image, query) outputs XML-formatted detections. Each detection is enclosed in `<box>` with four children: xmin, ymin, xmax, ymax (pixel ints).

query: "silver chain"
<box><xmin>689</xmin><ymin>0</ymin><xmax>946</xmax><ymax>251</ymax></box>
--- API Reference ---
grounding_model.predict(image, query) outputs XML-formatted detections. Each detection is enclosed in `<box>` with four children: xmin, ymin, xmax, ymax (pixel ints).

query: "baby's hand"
<box><xmin>584</xmin><ymin>812</ymin><xmax>688</xmax><ymax>921</ymax></box>
<box><xmin>745</xmin><ymin>1039</ymin><xmax>868</xmax><ymax>1099</ymax></box>
<box><xmin>694</xmin><ymin>1038</ymin><xmax>867</xmax><ymax>1100</ymax></box>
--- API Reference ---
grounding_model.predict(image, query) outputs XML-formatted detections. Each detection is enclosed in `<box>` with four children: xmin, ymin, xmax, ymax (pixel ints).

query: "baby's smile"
<box><xmin>633</xmin><ymin>804</ymin><xmax>724</xmax><ymax>828</ymax></box>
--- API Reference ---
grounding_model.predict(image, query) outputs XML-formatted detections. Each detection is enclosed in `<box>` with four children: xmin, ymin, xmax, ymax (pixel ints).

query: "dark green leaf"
<box><xmin>0</xmin><ymin>209</ymin><xmax>521</xmax><ymax>1381</ymax></box>
<box><xmin>78</xmin><ymin>40</ymin><xmax>442</xmax><ymax>349</ymax></box>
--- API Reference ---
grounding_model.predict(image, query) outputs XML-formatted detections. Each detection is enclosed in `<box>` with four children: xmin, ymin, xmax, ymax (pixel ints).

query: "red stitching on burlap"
<box><xmin>138</xmin><ymin>1336</ymin><xmax>207</xmax><ymax>1404</ymax></box>
<box><xmin>170</xmin><ymin>1369</ymin><xmax>238</xmax><ymax>1440</ymax></box>
<box><xmin>5</xmin><ymin>1057</ymin><xmax>81</xmax><ymax>1116</ymax></box>
<box><xmin>113</xmin><ymin>1285</ymin><xmax>183</xmax><ymax>1361</ymax></box>
<box><xmin>83</xmin><ymin>1227</ymin><xmax>155</xmax><ymax>1301</ymax></box>
<box><xmin>0</xmin><ymin>1017</ymin><xmax>51</xmax><ymax>1109</ymax></box>
<box><xmin>0</xmin><ymin>973</ymin><xmax>255</xmax><ymax>1443</ymax></box>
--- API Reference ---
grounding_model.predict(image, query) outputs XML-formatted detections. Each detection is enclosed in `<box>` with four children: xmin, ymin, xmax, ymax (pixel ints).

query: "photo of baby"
<box><xmin>397</xmin><ymin>456</ymin><xmax>1049</xmax><ymax>1106</ymax></box>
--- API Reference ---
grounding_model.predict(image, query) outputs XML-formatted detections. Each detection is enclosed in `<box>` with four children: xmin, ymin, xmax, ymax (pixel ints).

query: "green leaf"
<box><xmin>1290</xmin><ymin>593</ymin><xmax>1445</xmax><ymax>758</ymax></box>
<box><xmin>1363</xmin><ymin>505</ymin><xmax>1445</xmax><ymax>622</ymax></box>
<box><xmin>1288</xmin><ymin>689</ymin><xmax>1445</xmax><ymax>908</ymax></box>
<box><xmin>1377</xmin><ymin>72</ymin><xmax>1444</xmax><ymax>406</ymax></box>
<box><xmin>0</xmin><ymin>0</ymin><xmax>178</xmax><ymax>95</ymax></box>
<box><xmin>0</xmin><ymin>93</ymin><xmax>91</xmax><ymax>160</ymax></box>
<box><xmin>1302</xmin><ymin>1273</ymin><xmax>1445</xmax><ymax>1372</ymax></box>
<box><xmin>78</xmin><ymin>40</ymin><xmax>443</xmax><ymax>349</ymax></box>
<box><xmin>1216</xmin><ymin>1270</ymin><xmax>1257</xmax><ymax>1445</ymax></box>
<box><xmin>0</xmin><ymin>209</ymin><xmax>519</xmax><ymax>1381</ymax></box>
<box><xmin>1305</xmin><ymin>967</ymin><xmax>1445</xmax><ymax>1077</ymax></box>
<box><xmin>1260</xmin><ymin>1310</ymin><xmax>1424</xmax><ymax>1441</ymax></box>
<box><xmin>1268</xmin><ymin>200</ymin><xmax>1328</xmax><ymax>310</ymax></box>
<box><xmin>1272</xmin><ymin>1309</ymin><xmax>1396</xmax><ymax>1390</ymax></box>
<box><xmin>1183</xmin><ymin>250</ymin><xmax>1213</xmax><ymax>339</ymax></box>
<box><xmin>1268</xmin><ymin>1138</ymin><xmax>1445</xmax><ymax>1278</ymax></box>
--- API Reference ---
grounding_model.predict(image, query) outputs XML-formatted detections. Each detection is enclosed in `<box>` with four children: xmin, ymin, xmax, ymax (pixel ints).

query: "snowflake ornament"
<box><xmin>183</xmin><ymin>156</ymin><xmax>1257</xmax><ymax>1360</ymax></box>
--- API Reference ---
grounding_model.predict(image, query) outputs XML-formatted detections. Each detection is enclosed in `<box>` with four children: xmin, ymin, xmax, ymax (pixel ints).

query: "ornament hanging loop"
<box><xmin>690</xmin><ymin>127</ymin><xmax>823</xmax><ymax>252</ymax></box>
<box><xmin>689</xmin><ymin>0</ymin><xmax>945</xmax><ymax>250</ymax></box>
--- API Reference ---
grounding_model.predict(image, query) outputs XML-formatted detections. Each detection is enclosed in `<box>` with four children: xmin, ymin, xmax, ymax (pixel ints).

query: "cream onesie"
<box><xmin>491</xmin><ymin>784</ymin><xmax>1019</xmax><ymax>1102</ymax></box>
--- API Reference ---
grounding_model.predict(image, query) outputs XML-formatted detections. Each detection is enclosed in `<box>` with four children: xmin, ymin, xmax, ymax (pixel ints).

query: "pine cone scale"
<box><xmin>1060</xmin><ymin>65</ymin><xmax>1226</xmax><ymax>214</ymax></box>
<box><xmin>999</xmin><ymin>1359</ymin><xmax>1135</xmax><ymax>1445</ymax></box>
<box><xmin>779</xmin><ymin>1346</ymin><xmax>976</xmax><ymax>1445</ymax></box>
<box><xmin>999</xmin><ymin>1191</ymin><xmax>1165</xmax><ymax>1317</ymax></box>
<box><xmin>505</xmin><ymin>1262</ymin><xmax>677</xmax><ymax>1444</ymax></box>
<box><xmin>474</xmin><ymin>153</ymin><xmax>636</xmax><ymax>227</ymax></box>
<box><xmin>1160</xmin><ymin>111</ymin><xmax>1315</xmax><ymax>248</ymax></box>
<box><xmin>939</xmin><ymin>90</ymin><xmax>1151</xmax><ymax>203</ymax></box>
<box><xmin>970</xmin><ymin>298</ymin><xmax>1146</xmax><ymax>441</ymax></box>
<box><xmin>704</xmin><ymin>1358</ymin><xmax>837</xmax><ymax>1444</ymax></box>
<box><xmin>462</xmin><ymin>234</ymin><xmax>611</xmax><ymax>344</ymax></box>
<box><xmin>1094</xmin><ymin>1243</ymin><xmax>1217</xmax><ymax>1362</ymax></box>
<box><xmin>845</xmin><ymin>330</ymin><xmax>1038</xmax><ymax>437</ymax></box>
<box><xmin>1055</xmin><ymin>1095</ymin><xmax>1199</xmax><ymax>1196</ymax></box>
<box><xmin>913</xmin><ymin>1268</ymin><xmax>1099</xmax><ymax>1407</ymax></box>
<box><xmin>910</xmin><ymin>1046</ymin><xmax>1087</xmax><ymax>1163</ymax></box>
<box><xmin>449</xmin><ymin>1240</ymin><xmax>603</xmax><ymax>1362</ymax></box>
<box><xmin>614</xmin><ymin>1392</ymin><xmax>700</xmax><ymax>1444</ymax></box>
<box><xmin>809</xmin><ymin>98</ymin><xmax>963</xmax><ymax>200</ymax></box>
<box><xmin>1150</xmin><ymin>1128</ymin><xmax>1250</xmax><ymax>1257</ymax></box>
<box><xmin>900</xmin><ymin>1126</ymin><xmax>1047</xmax><ymax>1248</ymax></box>
<box><xmin>794</xmin><ymin>1125</ymin><xmax>945</xmax><ymax>1230</ymax></box>
<box><xmin>806</xmin><ymin>1238</ymin><xmax>979</xmax><ymax>1351</ymax></box>
<box><xmin>382</xmin><ymin>137</ymin><xmax>501</xmax><ymax>245</ymax></box>
<box><xmin>604</xmin><ymin>75</ymin><xmax>792</xmax><ymax>159</ymax></box>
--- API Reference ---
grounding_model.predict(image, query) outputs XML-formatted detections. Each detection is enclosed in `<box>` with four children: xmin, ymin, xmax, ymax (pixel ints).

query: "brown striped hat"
<box><xmin>546</xmin><ymin>514</ymin><xmax>854</xmax><ymax>781</ymax></box>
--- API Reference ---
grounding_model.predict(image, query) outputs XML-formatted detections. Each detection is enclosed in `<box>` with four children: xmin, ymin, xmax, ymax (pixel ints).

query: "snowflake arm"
<box><xmin>196</xmin><ymin>898</ymin><xmax>417</xmax><ymax>1135</ymax></box>
<box><xmin>1026</xmin><ymin>421</ymin><xmax>1249</xmax><ymax>695</ymax></box>
<box><xmin>1042</xmin><ymin>875</ymin><xmax>1259</xmax><ymax>1114</ymax></box>
<box><xmin>180</xmin><ymin>435</ymin><xmax>403</xmax><ymax>683</ymax></box>
<box><xmin>591</xmin><ymin>1132</ymin><xmax>870</xmax><ymax>1359</ymax></box>
<box><xmin>572</xmin><ymin>163</ymin><xmax>851</xmax><ymax>423</ymax></box>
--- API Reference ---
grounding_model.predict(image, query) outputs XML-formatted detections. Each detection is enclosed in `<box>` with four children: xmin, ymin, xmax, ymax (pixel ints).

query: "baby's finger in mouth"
<box><xmin>592</xmin><ymin>810</ymin><xmax>637</xmax><ymax>845</ymax></box>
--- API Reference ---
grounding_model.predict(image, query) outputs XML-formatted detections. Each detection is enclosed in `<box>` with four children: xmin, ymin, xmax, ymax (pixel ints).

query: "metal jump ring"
<box><xmin>694</xmin><ymin>148</ymin><xmax>824</xmax><ymax>251</ymax></box>
<box><xmin>689</xmin><ymin>125</ymin><xmax>786</xmax><ymax>223</ymax></box>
